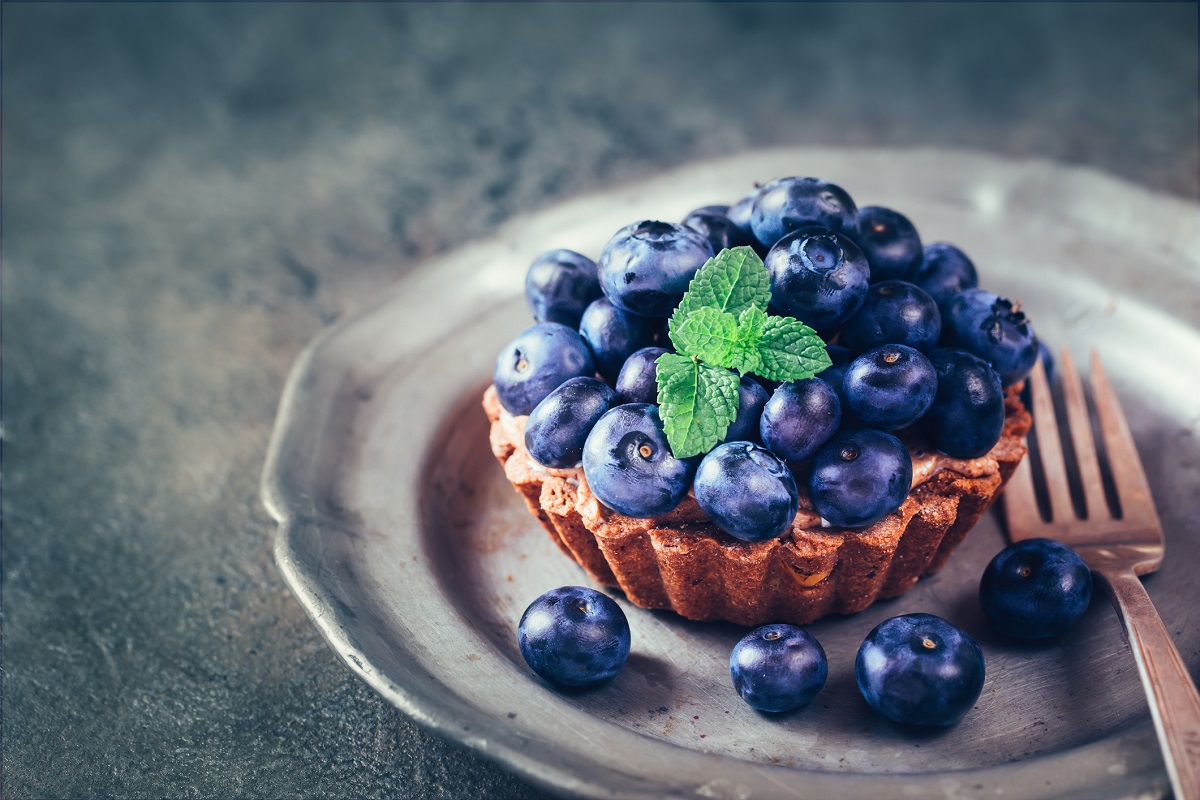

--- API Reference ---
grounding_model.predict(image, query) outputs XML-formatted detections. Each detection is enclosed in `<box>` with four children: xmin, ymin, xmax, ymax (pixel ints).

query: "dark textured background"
<box><xmin>3</xmin><ymin>3</ymin><xmax>1197</xmax><ymax>798</ymax></box>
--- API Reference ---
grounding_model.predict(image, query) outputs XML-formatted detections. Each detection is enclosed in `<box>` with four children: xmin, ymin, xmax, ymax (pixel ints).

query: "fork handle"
<box><xmin>1098</xmin><ymin>567</ymin><xmax>1200</xmax><ymax>800</ymax></box>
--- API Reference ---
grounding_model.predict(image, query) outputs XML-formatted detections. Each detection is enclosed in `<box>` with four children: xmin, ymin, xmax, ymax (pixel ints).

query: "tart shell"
<box><xmin>484</xmin><ymin>385</ymin><xmax>1031</xmax><ymax>626</ymax></box>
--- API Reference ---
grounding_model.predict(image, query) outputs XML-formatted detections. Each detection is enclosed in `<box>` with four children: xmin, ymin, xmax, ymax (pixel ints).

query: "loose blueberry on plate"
<box><xmin>841</xmin><ymin>280</ymin><xmax>942</xmax><ymax>354</ymax></box>
<box><xmin>979</xmin><ymin>538</ymin><xmax>1093</xmax><ymax>639</ymax></box>
<box><xmin>911</xmin><ymin>242</ymin><xmax>978</xmax><ymax>310</ymax></box>
<box><xmin>855</xmin><ymin>613</ymin><xmax>985</xmax><ymax>727</ymax></box>
<box><xmin>598</xmin><ymin>220</ymin><xmax>714</xmax><ymax>318</ymax></box>
<box><xmin>943</xmin><ymin>288</ymin><xmax>1039</xmax><ymax>386</ymax></box>
<box><xmin>919</xmin><ymin>348</ymin><xmax>1006</xmax><ymax>459</ymax></box>
<box><xmin>723</xmin><ymin>376</ymin><xmax>771</xmax><ymax>444</ymax></box>
<box><xmin>615</xmin><ymin>346</ymin><xmax>670</xmax><ymax>404</ymax></box>
<box><xmin>730</xmin><ymin>624</ymin><xmax>828</xmax><ymax>713</ymax></box>
<box><xmin>683</xmin><ymin>206</ymin><xmax>754</xmax><ymax>253</ymax></box>
<box><xmin>582</xmin><ymin>404</ymin><xmax>698</xmax><ymax>518</ymax></box>
<box><xmin>525</xmin><ymin>249</ymin><xmax>603</xmax><ymax>328</ymax></box>
<box><xmin>694</xmin><ymin>442</ymin><xmax>799</xmax><ymax>542</ymax></box>
<box><xmin>854</xmin><ymin>206</ymin><xmax>923</xmax><ymax>283</ymax></box>
<box><xmin>525</xmin><ymin>377</ymin><xmax>618</xmax><ymax>468</ymax></box>
<box><xmin>750</xmin><ymin>176</ymin><xmax>858</xmax><ymax>249</ymax></box>
<box><xmin>518</xmin><ymin>586</ymin><xmax>631</xmax><ymax>687</ymax></box>
<box><xmin>808</xmin><ymin>428</ymin><xmax>912</xmax><ymax>528</ymax></box>
<box><xmin>579</xmin><ymin>297</ymin><xmax>661</xmax><ymax>383</ymax></box>
<box><xmin>842</xmin><ymin>344</ymin><xmax>938</xmax><ymax>431</ymax></box>
<box><xmin>494</xmin><ymin>322</ymin><xmax>596</xmax><ymax>416</ymax></box>
<box><xmin>764</xmin><ymin>228</ymin><xmax>871</xmax><ymax>332</ymax></box>
<box><xmin>760</xmin><ymin>378</ymin><xmax>842</xmax><ymax>461</ymax></box>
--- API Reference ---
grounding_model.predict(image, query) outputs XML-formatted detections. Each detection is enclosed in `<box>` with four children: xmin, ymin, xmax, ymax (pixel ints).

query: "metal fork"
<box><xmin>1003</xmin><ymin>350</ymin><xmax>1200</xmax><ymax>800</ymax></box>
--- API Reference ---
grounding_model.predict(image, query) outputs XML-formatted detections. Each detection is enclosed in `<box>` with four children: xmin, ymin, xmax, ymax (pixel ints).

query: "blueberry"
<box><xmin>751</xmin><ymin>373</ymin><xmax>780</xmax><ymax>395</ymax></box>
<box><xmin>727</xmin><ymin>188</ymin><xmax>769</xmax><ymax>256</ymax></box>
<box><xmin>843</xmin><ymin>344</ymin><xmax>937</xmax><ymax>431</ymax></box>
<box><xmin>855</xmin><ymin>613</ymin><xmax>985</xmax><ymax>727</ymax></box>
<box><xmin>524</xmin><ymin>249</ymin><xmax>603</xmax><ymax>328</ymax></box>
<box><xmin>816</xmin><ymin>356</ymin><xmax>862</xmax><ymax>430</ymax></box>
<box><xmin>598</xmin><ymin>220</ymin><xmax>714</xmax><ymax>318</ymax></box>
<box><xmin>525</xmin><ymin>377</ymin><xmax>618</xmax><ymax>468</ymax></box>
<box><xmin>614</xmin><ymin>346</ymin><xmax>669</xmax><ymax>404</ymax></box>
<box><xmin>855</xmin><ymin>206</ymin><xmax>923</xmax><ymax>283</ymax></box>
<box><xmin>727</xmin><ymin>190</ymin><xmax>759</xmax><ymax>235</ymax></box>
<box><xmin>1021</xmin><ymin>340</ymin><xmax>1055</xmax><ymax>409</ymax></box>
<box><xmin>517</xmin><ymin>586</ymin><xmax>631</xmax><ymax>687</ymax></box>
<box><xmin>582</xmin><ymin>404</ymin><xmax>698</xmax><ymax>518</ymax></box>
<box><xmin>750</xmin><ymin>177</ymin><xmax>858</xmax><ymax>249</ymax></box>
<box><xmin>808</xmin><ymin>429</ymin><xmax>912</xmax><ymax>528</ymax></box>
<box><xmin>494</xmin><ymin>323</ymin><xmax>596</xmax><ymax>416</ymax></box>
<box><xmin>841</xmin><ymin>280</ymin><xmax>941</xmax><ymax>354</ymax></box>
<box><xmin>730</xmin><ymin>624</ymin><xmax>828</xmax><ymax>713</ymax></box>
<box><xmin>579</xmin><ymin>297</ymin><xmax>661</xmax><ymax>383</ymax></box>
<box><xmin>912</xmin><ymin>242</ymin><xmax>978</xmax><ymax>310</ymax></box>
<box><xmin>817</xmin><ymin>345</ymin><xmax>852</xmax><ymax>402</ymax></box>
<box><xmin>764</xmin><ymin>228</ymin><xmax>871</xmax><ymax>332</ymax></box>
<box><xmin>1036</xmin><ymin>340</ymin><xmax>1055</xmax><ymax>380</ymax></box>
<box><xmin>979</xmin><ymin>538</ymin><xmax>1093</xmax><ymax>639</ymax></box>
<box><xmin>943</xmin><ymin>289</ymin><xmax>1039</xmax><ymax>386</ymax></box>
<box><xmin>919</xmin><ymin>348</ymin><xmax>1006</xmax><ymax>459</ymax></box>
<box><xmin>760</xmin><ymin>378</ymin><xmax>841</xmax><ymax>462</ymax></box>
<box><xmin>694</xmin><ymin>442</ymin><xmax>798</xmax><ymax>542</ymax></box>
<box><xmin>724</xmin><ymin>376</ymin><xmax>770</xmax><ymax>444</ymax></box>
<box><xmin>682</xmin><ymin>206</ymin><xmax>755</xmax><ymax>254</ymax></box>
<box><xmin>826</xmin><ymin>344</ymin><xmax>852</xmax><ymax>366</ymax></box>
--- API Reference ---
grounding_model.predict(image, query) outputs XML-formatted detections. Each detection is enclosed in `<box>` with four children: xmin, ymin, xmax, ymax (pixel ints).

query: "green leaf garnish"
<box><xmin>756</xmin><ymin>316</ymin><xmax>833</xmax><ymax>383</ymax></box>
<box><xmin>668</xmin><ymin>245</ymin><xmax>771</xmax><ymax>346</ymax></box>
<box><xmin>729</xmin><ymin>305</ymin><xmax>767</xmax><ymax>375</ymax></box>
<box><xmin>655</xmin><ymin>353</ymin><xmax>740</xmax><ymax>459</ymax></box>
<box><xmin>655</xmin><ymin>247</ymin><xmax>830</xmax><ymax>458</ymax></box>
<box><xmin>671</xmin><ymin>307</ymin><xmax>740</xmax><ymax>366</ymax></box>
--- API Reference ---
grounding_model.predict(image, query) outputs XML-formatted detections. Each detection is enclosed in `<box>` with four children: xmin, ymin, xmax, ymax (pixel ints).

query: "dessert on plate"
<box><xmin>485</xmin><ymin>176</ymin><xmax>1036</xmax><ymax>626</ymax></box>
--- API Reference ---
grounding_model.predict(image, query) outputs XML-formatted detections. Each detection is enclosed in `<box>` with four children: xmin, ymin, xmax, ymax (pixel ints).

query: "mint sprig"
<box><xmin>655</xmin><ymin>354</ymin><xmax>740</xmax><ymax>459</ymax></box>
<box><xmin>668</xmin><ymin>246</ymin><xmax>771</xmax><ymax>344</ymax></box>
<box><xmin>730</xmin><ymin>305</ymin><xmax>767</xmax><ymax>376</ymax></box>
<box><xmin>756</xmin><ymin>316</ymin><xmax>831</xmax><ymax>383</ymax></box>
<box><xmin>656</xmin><ymin>247</ymin><xmax>831</xmax><ymax>458</ymax></box>
<box><xmin>671</xmin><ymin>307</ymin><xmax>739</xmax><ymax>366</ymax></box>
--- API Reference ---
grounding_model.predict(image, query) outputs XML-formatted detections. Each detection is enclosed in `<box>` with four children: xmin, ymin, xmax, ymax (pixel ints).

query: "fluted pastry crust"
<box><xmin>484</xmin><ymin>385</ymin><xmax>1030</xmax><ymax>626</ymax></box>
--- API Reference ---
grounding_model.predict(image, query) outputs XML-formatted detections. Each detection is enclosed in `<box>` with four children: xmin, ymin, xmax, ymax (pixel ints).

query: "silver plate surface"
<box><xmin>260</xmin><ymin>148</ymin><xmax>1200</xmax><ymax>800</ymax></box>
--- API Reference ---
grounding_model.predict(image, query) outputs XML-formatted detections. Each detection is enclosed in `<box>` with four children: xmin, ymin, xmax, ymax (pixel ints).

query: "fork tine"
<box><xmin>1058</xmin><ymin>348</ymin><xmax>1112</xmax><ymax>521</ymax></box>
<box><xmin>1002</xmin><ymin>454</ymin><xmax>1046</xmax><ymax>535</ymax></box>
<box><xmin>1089</xmin><ymin>351</ymin><xmax>1159</xmax><ymax>529</ymax></box>
<box><xmin>1027</xmin><ymin>354</ymin><xmax>1077</xmax><ymax>520</ymax></box>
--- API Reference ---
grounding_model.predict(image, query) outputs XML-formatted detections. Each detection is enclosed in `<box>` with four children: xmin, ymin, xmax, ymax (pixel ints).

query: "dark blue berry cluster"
<box><xmin>495</xmin><ymin>176</ymin><xmax>1039</xmax><ymax>541</ymax></box>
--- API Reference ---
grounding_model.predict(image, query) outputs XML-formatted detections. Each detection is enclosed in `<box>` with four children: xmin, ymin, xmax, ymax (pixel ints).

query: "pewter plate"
<box><xmin>261</xmin><ymin>148</ymin><xmax>1200</xmax><ymax>799</ymax></box>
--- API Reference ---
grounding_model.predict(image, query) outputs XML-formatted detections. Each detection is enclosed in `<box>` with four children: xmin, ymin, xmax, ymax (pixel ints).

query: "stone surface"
<box><xmin>1</xmin><ymin>3</ymin><xmax>1196</xmax><ymax>798</ymax></box>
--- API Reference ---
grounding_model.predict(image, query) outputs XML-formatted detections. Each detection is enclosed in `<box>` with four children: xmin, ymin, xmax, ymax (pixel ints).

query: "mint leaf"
<box><xmin>672</xmin><ymin>307</ymin><xmax>739</xmax><ymax>365</ymax></box>
<box><xmin>756</xmin><ymin>317</ymin><xmax>832</xmax><ymax>382</ymax></box>
<box><xmin>729</xmin><ymin>305</ymin><xmax>767</xmax><ymax>375</ymax></box>
<box><xmin>656</xmin><ymin>353</ymin><xmax>739</xmax><ymax>459</ymax></box>
<box><xmin>669</xmin><ymin>246</ymin><xmax>771</xmax><ymax>346</ymax></box>
<box><xmin>652</xmin><ymin>246</ymin><xmax>831</xmax><ymax>458</ymax></box>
